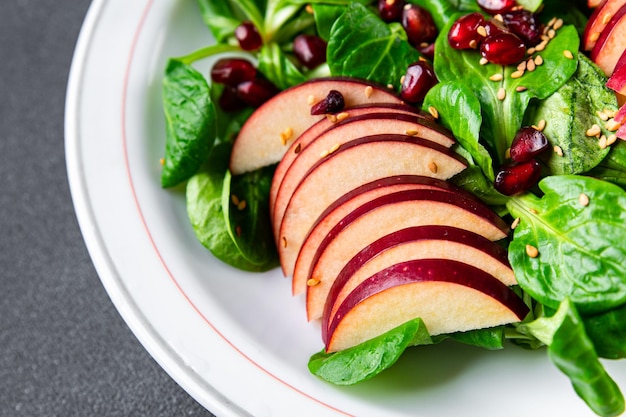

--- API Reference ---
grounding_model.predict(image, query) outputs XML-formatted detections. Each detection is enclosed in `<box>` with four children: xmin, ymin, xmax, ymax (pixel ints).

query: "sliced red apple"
<box><xmin>325</xmin><ymin>259</ymin><xmax>529</xmax><ymax>353</ymax></box>
<box><xmin>277</xmin><ymin>134</ymin><xmax>468</xmax><ymax>275</ymax></box>
<box><xmin>271</xmin><ymin>113</ymin><xmax>456</xmax><ymax>239</ymax></box>
<box><xmin>590</xmin><ymin>3</ymin><xmax>626</xmax><ymax>76</ymax></box>
<box><xmin>303</xmin><ymin>189</ymin><xmax>510</xmax><ymax>321</ymax></box>
<box><xmin>606</xmin><ymin>48</ymin><xmax>626</xmax><ymax>95</ymax></box>
<box><xmin>269</xmin><ymin>104</ymin><xmax>439</xmax><ymax>214</ymax></box>
<box><xmin>321</xmin><ymin>225</ymin><xmax>515</xmax><ymax>342</ymax></box>
<box><xmin>583</xmin><ymin>0</ymin><xmax>626</xmax><ymax>51</ymax></box>
<box><xmin>288</xmin><ymin>175</ymin><xmax>461</xmax><ymax>293</ymax></box>
<box><xmin>229</xmin><ymin>77</ymin><xmax>402</xmax><ymax>174</ymax></box>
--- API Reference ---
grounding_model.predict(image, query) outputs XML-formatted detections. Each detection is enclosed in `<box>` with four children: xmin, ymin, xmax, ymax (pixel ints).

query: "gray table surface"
<box><xmin>0</xmin><ymin>2</ymin><xmax>216</xmax><ymax>416</ymax></box>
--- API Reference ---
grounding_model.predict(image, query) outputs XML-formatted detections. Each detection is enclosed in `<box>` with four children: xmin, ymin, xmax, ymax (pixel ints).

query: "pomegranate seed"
<box><xmin>483</xmin><ymin>18</ymin><xmax>510</xmax><ymax>37</ymax></box>
<box><xmin>480</xmin><ymin>32</ymin><xmax>526</xmax><ymax>65</ymax></box>
<box><xmin>218</xmin><ymin>86</ymin><xmax>247</xmax><ymax>112</ymax></box>
<box><xmin>210</xmin><ymin>58</ymin><xmax>257</xmax><ymax>87</ymax></box>
<box><xmin>293</xmin><ymin>34</ymin><xmax>328</xmax><ymax>69</ymax></box>
<box><xmin>236</xmin><ymin>78</ymin><xmax>279</xmax><ymax>107</ymax></box>
<box><xmin>402</xmin><ymin>4</ymin><xmax>438</xmax><ymax>47</ymax></box>
<box><xmin>448</xmin><ymin>12</ymin><xmax>486</xmax><ymax>49</ymax></box>
<box><xmin>235</xmin><ymin>21</ymin><xmax>262</xmax><ymax>51</ymax></box>
<box><xmin>502</xmin><ymin>10</ymin><xmax>543</xmax><ymax>46</ymax></box>
<box><xmin>494</xmin><ymin>159</ymin><xmax>542</xmax><ymax>195</ymax></box>
<box><xmin>401</xmin><ymin>61</ymin><xmax>438</xmax><ymax>103</ymax></box>
<box><xmin>476</xmin><ymin>0</ymin><xmax>517</xmax><ymax>15</ymax></box>
<box><xmin>310</xmin><ymin>90</ymin><xmax>345</xmax><ymax>115</ymax></box>
<box><xmin>378</xmin><ymin>0</ymin><xmax>406</xmax><ymax>22</ymax></box>
<box><xmin>509</xmin><ymin>126</ymin><xmax>549</xmax><ymax>162</ymax></box>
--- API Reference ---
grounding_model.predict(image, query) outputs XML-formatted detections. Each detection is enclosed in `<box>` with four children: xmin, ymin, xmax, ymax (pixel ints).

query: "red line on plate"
<box><xmin>119</xmin><ymin>2</ymin><xmax>353</xmax><ymax>416</ymax></box>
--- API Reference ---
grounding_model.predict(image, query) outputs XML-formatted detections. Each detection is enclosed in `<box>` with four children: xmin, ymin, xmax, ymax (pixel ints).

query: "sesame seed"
<box><xmin>428</xmin><ymin>161</ymin><xmax>438</xmax><ymax>173</ymax></box>
<box><xmin>489</xmin><ymin>73</ymin><xmax>503</xmax><ymax>81</ymax></box>
<box><xmin>305</xmin><ymin>4</ymin><xmax>314</xmax><ymax>13</ymax></box>
<box><xmin>563</xmin><ymin>50</ymin><xmax>574</xmax><ymax>59</ymax></box>
<box><xmin>159</xmin><ymin>158</ymin><xmax>165</xmax><ymax>166</ymax></box>
<box><xmin>602</xmin><ymin>13</ymin><xmax>612</xmax><ymax>25</ymax></box>
<box><xmin>599</xmin><ymin>135</ymin><xmax>608</xmax><ymax>149</ymax></box>
<box><xmin>604</xmin><ymin>109</ymin><xmax>618</xmax><ymax>118</ymax></box>
<box><xmin>547</xmin><ymin>17</ymin><xmax>557</xmax><ymax>27</ymax></box>
<box><xmin>554</xmin><ymin>145</ymin><xmax>563</xmax><ymax>156</ymax></box>
<box><xmin>511</xmin><ymin>217</ymin><xmax>520</xmax><ymax>229</ymax></box>
<box><xmin>553</xmin><ymin>18</ymin><xmax>564</xmax><ymax>30</ymax></box>
<box><xmin>497</xmin><ymin>87</ymin><xmax>506</xmax><ymax>101</ymax></box>
<box><xmin>516</xmin><ymin>86</ymin><xmax>528</xmax><ymax>92</ymax></box>
<box><xmin>237</xmin><ymin>200</ymin><xmax>247</xmax><ymax>210</ymax></box>
<box><xmin>504</xmin><ymin>147</ymin><xmax>511</xmax><ymax>159</ymax></box>
<box><xmin>527</xmin><ymin>59</ymin><xmax>536</xmax><ymax>72</ymax></box>
<box><xmin>494</xmin><ymin>13</ymin><xmax>504</xmax><ymax>22</ymax></box>
<box><xmin>586</xmin><ymin>124</ymin><xmax>601</xmax><ymax>137</ymax></box>
<box><xmin>406</xmin><ymin>129</ymin><xmax>418</xmax><ymax>136</ymax></box>
<box><xmin>400</xmin><ymin>75</ymin><xmax>406</xmax><ymax>84</ymax></box>
<box><xmin>364</xmin><ymin>86</ymin><xmax>373</xmax><ymax>98</ymax></box>
<box><xmin>469</xmin><ymin>39</ymin><xmax>478</xmax><ymax>49</ymax></box>
<box><xmin>479</xmin><ymin>57</ymin><xmax>489</xmax><ymax>65</ymax></box>
<box><xmin>606</xmin><ymin>118</ymin><xmax>622</xmax><ymax>132</ymax></box>
<box><xmin>517</xmin><ymin>61</ymin><xmax>527</xmax><ymax>71</ymax></box>
<box><xmin>590</xmin><ymin>32</ymin><xmax>601</xmax><ymax>42</ymax></box>
<box><xmin>579</xmin><ymin>193</ymin><xmax>590</xmax><ymax>207</ymax></box>
<box><xmin>607</xmin><ymin>134</ymin><xmax>618</xmax><ymax>146</ymax></box>
<box><xmin>319</xmin><ymin>149</ymin><xmax>329</xmax><ymax>158</ymax></box>
<box><xmin>280</xmin><ymin>127</ymin><xmax>293</xmax><ymax>145</ymax></box>
<box><xmin>231</xmin><ymin>194</ymin><xmax>240</xmax><ymax>205</ymax></box>
<box><xmin>511</xmin><ymin>70</ymin><xmax>524</xmax><ymax>79</ymax></box>
<box><xmin>326</xmin><ymin>114</ymin><xmax>337</xmax><ymax>123</ymax></box>
<box><xmin>307</xmin><ymin>95</ymin><xmax>316</xmax><ymax>105</ymax></box>
<box><xmin>336</xmin><ymin>112</ymin><xmax>349</xmax><ymax>122</ymax></box>
<box><xmin>529</xmin><ymin>208</ymin><xmax>539</xmax><ymax>214</ymax></box>
<box><xmin>477</xmin><ymin>26</ymin><xmax>487</xmax><ymax>37</ymax></box>
<box><xmin>534</xmin><ymin>55</ymin><xmax>543</xmax><ymax>66</ymax></box>
<box><xmin>597</xmin><ymin>110</ymin><xmax>609</xmax><ymax>121</ymax></box>
<box><xmin>535</xmin><ymin>40</ymin><xmax>548</xmax><ymax>52</ymax></box>
<box><xmin>526</xmin><ymin>244</ymin><xmax>539</xmax><ymax>258</ymax></box>
<box><xmin>387</xmin><ymin>83</ymin><xmax>394</xmax><ymax>90</ymax></box>
<box><xmin>536</xmin><ymin>119</ymin><xmax>546</xmax><ymax>131</ymax></box>
<box><xmin>428</xmin><ymin>106</ymin><xmax>439</xmax><ymax>119</ymax></box>
<box><xmin>307</xmin><ymin>278</ymin><xmax>320</xmax><ymax>287</ymax></box>
<box><xmin>328</xmin><ymin>143</ymin><xmax>341</xmax><ymax>155</ymax></box>
<box><xmin>548</xmin><ymin>28</ymin><xmax>556</xmax><ymax>39</ymax></box>
<box><xmin>527</xmin><ymin>47</ymin><xmax>536</xmax><ymax>55</ymax></box>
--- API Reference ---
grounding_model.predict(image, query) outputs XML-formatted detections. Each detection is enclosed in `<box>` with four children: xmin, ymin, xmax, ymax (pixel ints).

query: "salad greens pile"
<box><xmin>159</xmin><ymin>0</ymin><xmax>626</xmax><ymax>415</ymax></box>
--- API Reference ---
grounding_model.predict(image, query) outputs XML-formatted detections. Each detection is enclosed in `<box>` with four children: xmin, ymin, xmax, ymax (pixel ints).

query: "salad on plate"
<box><xmin>158</xmin><ymin>0</ymin><xmax>626</xmax><ymax>415</ymax></box>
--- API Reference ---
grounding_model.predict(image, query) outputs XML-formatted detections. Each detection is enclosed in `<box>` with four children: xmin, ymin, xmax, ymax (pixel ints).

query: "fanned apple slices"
<box><xmin>229</xmin><ymin>77</ymin><xmax>528</xmax><ymax>354</ymax></box>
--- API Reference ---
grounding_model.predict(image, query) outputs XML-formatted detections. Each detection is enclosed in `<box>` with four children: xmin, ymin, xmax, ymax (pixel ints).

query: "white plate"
<box><xmin>64</xmin><ymin>1</ymin><xmax>626</xmax><ymax>416</ymax></box>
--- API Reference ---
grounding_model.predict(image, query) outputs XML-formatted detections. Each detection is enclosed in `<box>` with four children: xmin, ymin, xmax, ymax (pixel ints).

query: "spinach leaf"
<box><xmin>197</xmin><ymin>0</ymin><xmax>240</xmax><ymax>43</ymax></box>
<box><xmin>434</xmin><ymin>22</ymin><xmax>579</xmax><ymax>164</ymax></box>
<box><xmin>326</xmin><ymin>3</ymin><xmax>421</xmax><ymax>87</ymax></box>
<box><xmin>448</xmin><ymin>326</ymin><xmax>505</xmax><ymax>350</ymax></box>
<box><xmin>524</xmin><ymin>53</ymin><xmax>616</xmax><ymax>176</ymax></box>
<box><xmin>223</xmin><ymin>166</ymin><xmax>279</xmax><ymax>270</ymax></box>
<box><xmin>257</xmin><ymin>43</ymin><xmax>307</xmax><ymax>90</ymax></box>
<box><xmin>161</xmin><ymin>59</ymin><xmax>217</xmax><ymax>188</ymax></box>
<box><xmin>423</xmin><ymin>80</ymin><xmax>494</xmax><ymax>181</ymax></box>
<box><xmin>585</xmin><ymin>303</ymin><xmax>626</xmax><ymax>360</ymax></box>
<box><xmin>507</xmin><ymin>175</ymin><xmax>626</xmax><ymax>315</ymax></box>
<box><xmin>309</xmin><ymin>318</ymin><xmax>435</xmax><ymax>385</ymax></box>
<box><xmin>518</xmin><ymin>299</ymin><xmax>625</xmax><ymax>417</ymax></box>
<box><xmin>187</xmin><ymin>143</ymin><xmax>277</xmax><ymax>272</ymax></box>
<box><xmin>409</xmin><ymin>0</ymin><xmax>480</xmax><ymax>30</ymax></box>
<box><xmin>311</xmin><ymin>3</ymin><xmax>345</xmax><ymax>41</ymax></box>
<box><xmin>587</xmin><ymin>140</ymin><xmax>626</xmax><ymax>190</ymax></box>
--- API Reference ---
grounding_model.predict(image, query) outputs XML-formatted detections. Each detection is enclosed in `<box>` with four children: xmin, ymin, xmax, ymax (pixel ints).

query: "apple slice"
<box><xmin>325</xmin><ymin>259</ymin><xmax>529</xmax><ymax>353</ymax></box>
<box><xmin>277</xmin><ymin>134</ymin><xmax>468</xmax><ymax>272</ymax></box>
<box><xmin>229</xmin><ymin>77</ymin><xmax>402</xmax><ymax>174</ymax></box>
<box><xmin>321</xmin><ymin>225</ymin><xmax>515</xmax><ymax>342</ymax></box>
<box><xmin>303</xmin><ymin>188</ymin><xmax>510</xmax><ymax>321</ymax></box>
<box><xmin>583</xmin><ymin>0</ymin><xmax>626</xmax><ymax>51</ymax></box>
<box><xmin>590</xmin><ymin>3</ymin><xmax>626</xmax><ymax>76</ymax></box>
<box><xmin>269</xmin><ymin>103</ymin><xmax>439</xmax><ymax>214</ymax></box>
<box><xmin>271</xmin><ymin>113</ymin><xmax>456</xmax><ymax>238</ymax></box>
<box><xmin>288</xmin><ymin>175</ymin><xmax>460</xmax><ymax>292</ymax></box>
<box><xmin>606</xmin><ymin>48</ymin><xmax>626</xmax><ymax>95</ymax></box>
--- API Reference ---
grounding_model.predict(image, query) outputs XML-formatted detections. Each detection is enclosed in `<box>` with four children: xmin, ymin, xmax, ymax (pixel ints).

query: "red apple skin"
<box><xmin>230</xmin><ymin>77</ymin><xmax>402</xmax><ymax>174</ymax></box>
<box><xmin>289</xmin><ymin>175</ymin><xmax>461</xmax><ymax>293</ymax></box>
<box><xmin>302</xmin><ymin>188</ymin><xmax>511</xmax><ymax>321</ymax></box>
<box><xmin>269</xmin><ymin>103</ymin><xmax>434</xmax><ymax>214</ymax></box>
<box><xmin>321</xmin><ymin>225</ymin><xmax>516</xmax><ymax>342</ymax></box>
<box><xmin>583</xmin><ymin>0</ymin><xmax>626</xmax><ymax>51</ymax></box>
<box><xmin>590</xmin><ymin>4</ymin><xmax>626</xmax><ymax>76</ymax></box>
<box><xmin>606</xmin><ymin>48</ymin><xmax>626</xmax><ymax>95</ymax></box>
<box><xmin>271</xmin><ymin>113</ymin><xmax>456</xmax><ymax>240</ymax></box>
<box><xmin>325</xmin><ymin>259</ymin><xmax>529</xmax><ymax>352</ymax></box>
<box><xmin>277</xmin><ymin>134</ymin><xmax>468</xmax><ymax>276</ymax></box>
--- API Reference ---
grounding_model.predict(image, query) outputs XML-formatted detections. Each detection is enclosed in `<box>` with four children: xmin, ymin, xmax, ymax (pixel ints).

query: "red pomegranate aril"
<box><xmin>402</xmin><ymin>4</ymin><xmax>438</xmax><ymax>47</ymax></box>
<box><xmin>448</xmin><ymin>12</ymin><xmax>486</xmax><ymax>49</ymax></box>
<box><xmin>378</xmin><ymin>0</ymin><xmax>406</xmax><ymax>22</ymax></box>
<box><xmin>235</xmin><ymin>21</ymin><xmax>263</xmax><ymax>51</ymax></box>
<box><xmin>480</xmin><ymin>32</ymin><xmax>526</xmax><ymax>65</ymax></box>
<box><xmin>502</xmin><ymin>9</ymin><xmax>543</xmax><ymax>46</ymax></box>
<box><xmin>476</xmin><ymin>0</ymin><xmax>517</xmax><ymax>15</ymax></box>
<box><xmin>401</xmin><ymin>61</ymin><xmax>438</xmax><ymax>103</ymax></box>
<box><xmin>483</xmin><ymin>18</ymin><xmax>509</xmax><ymax>37</ymax></box>
<box><xmin>310</xmin><ymin>90</ymin><xmax>345</xmax><ymax>115</ymax></box>
<box><xmin>236</xmin><ymin>78</ymin><xmax>279</xmax><ymax>108</ymax></box>
<box><xmin>218</xmin><ymin>86</ymin><xmax>247</xmax><ymax>112</ymax></box>
<box><xmin>494</xmin><ymin>159</ymin><xmax>542</xmax><ymax>196</ymax></box>
<box><xmin>293</xmin><ymin>34</ymin><xmax>328</xmax><ymax>69</ymax></box>
<box><xmin>509</xmin><ymin>126</ymin><xmax>549</xmax><ymax>163</ymax></box>
<box><xmin>210</xmin><ymin>58</ymin><xmax>257</xmax><ymax>87</ymax></box>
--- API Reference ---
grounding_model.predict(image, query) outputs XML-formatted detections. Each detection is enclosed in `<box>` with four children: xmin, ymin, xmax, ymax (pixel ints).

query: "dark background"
<box><xmin>0</xmin><ymin>2</ymin><xmax>216</xmax><ymax>416</ymax></box>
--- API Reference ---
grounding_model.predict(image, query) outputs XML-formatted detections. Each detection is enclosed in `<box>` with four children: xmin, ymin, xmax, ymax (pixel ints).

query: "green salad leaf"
<box><xmin>585</xmin><ymin>303</ymin><xmax>626</xmax><ymax>360</ymax></box>
<box><xmin>507</xmin><ymin>175</ymin><xmax>626</xmax><ymax>315</ymax></box>
<box><xmin>587</xmin><ymin>140</ymin><xmax>626</xmax><ymax>190</ymax></box>
<box><xmin>161</xmin><ymin>59</ymin><xmax>217</xmax><ymax>188</ymax></box>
